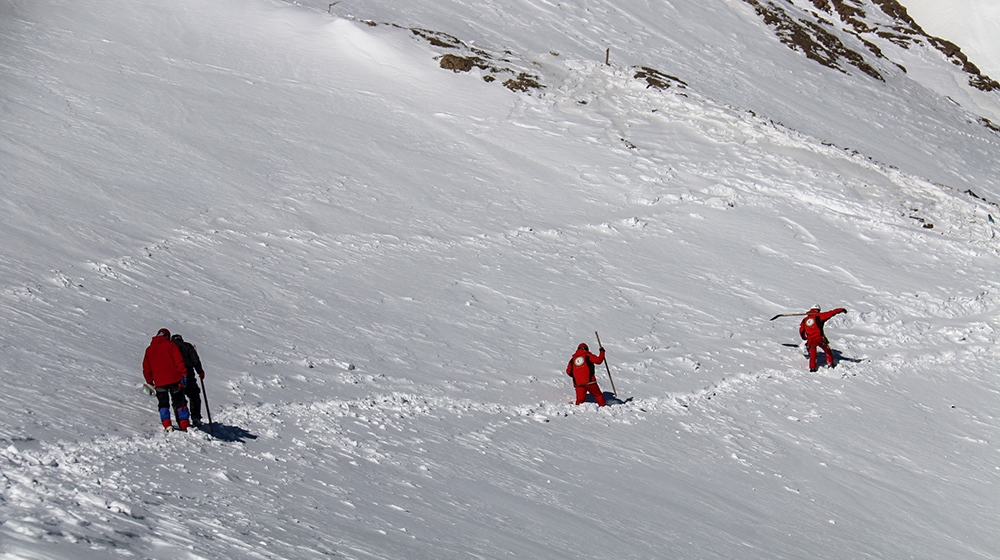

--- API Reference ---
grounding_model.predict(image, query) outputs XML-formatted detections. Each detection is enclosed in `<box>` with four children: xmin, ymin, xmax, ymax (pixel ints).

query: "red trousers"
<box><xmin>807</xmin><ymin>344</ymin><xmax>835</xmax><ymax>370</ymax></box>
<box><xmin>575</xmin><ymin>383</ymin><xmax>606</xmax><ymax>406</ymax></box>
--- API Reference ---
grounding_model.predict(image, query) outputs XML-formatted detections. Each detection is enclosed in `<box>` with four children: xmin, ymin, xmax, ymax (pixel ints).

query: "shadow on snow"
<box><xmin>197</xmin><ymin>422</ymin><xmax>258</xmax><ymax>443</ymax></box>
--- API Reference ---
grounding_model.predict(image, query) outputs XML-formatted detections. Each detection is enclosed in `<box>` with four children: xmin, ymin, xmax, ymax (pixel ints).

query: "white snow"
<box><xmin>902</xmin><ymin>0</ymin><xmax>1000</xmax><ymax>81</ymax></box>
<box><xmin>3</xmin><ymin>0</ymin><xmax>1000</xmax><ymax>558</ymax></box>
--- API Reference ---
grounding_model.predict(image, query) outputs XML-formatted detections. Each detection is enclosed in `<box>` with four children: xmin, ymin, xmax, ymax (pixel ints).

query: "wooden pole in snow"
<box><xmin>595</xmin><ymin>331</ymin><xmax>617</xmax><ymax>397</ymax></box>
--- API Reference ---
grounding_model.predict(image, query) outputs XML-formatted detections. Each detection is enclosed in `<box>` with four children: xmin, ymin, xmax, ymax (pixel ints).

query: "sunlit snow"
<box><xmin>3</xmin><ymin>0</ymin><xmax>1000</xmax><ymax>558</ymax></box>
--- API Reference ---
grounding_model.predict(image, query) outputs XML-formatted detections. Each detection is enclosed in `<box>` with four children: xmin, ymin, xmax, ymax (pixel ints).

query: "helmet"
<box><xmin>810</xmin><ymin>304</ymin><xmax>821</xmax><ymax>311</ymax></box>
<box><xmin>577</xmin><ymin>343</ymin><xmax>589</xmax><ymax>351</ymax></box>
<box><xmin>156</xmin><ymin>328</ymin><xmax>171</xmax><ymax>338</ymax></box>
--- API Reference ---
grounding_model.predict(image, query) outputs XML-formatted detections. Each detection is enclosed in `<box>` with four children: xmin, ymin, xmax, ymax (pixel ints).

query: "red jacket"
<box><xmin>143</xmin><ymin>335</ymin><xmax>188</xmax><ymax>387</ymax></box>
<box><xmin>799</xmin><ymin>308</ymin><xmax>845</xmax><ymax>346</ymax></box>
<box><xmin>566</xmin><ymin>345</ymin><xmax>605</xmax><ymax>387</ymax></box>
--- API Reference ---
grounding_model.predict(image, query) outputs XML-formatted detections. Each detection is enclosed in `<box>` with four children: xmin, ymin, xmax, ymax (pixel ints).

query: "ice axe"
<box><xmin>769</xmin><ymin>312</ymin><xmax>808</xmax><ymax>321</ymax></box>
<box><xmin>594</xmin><ymin>331</ymin><xmax>618</xmax><ymax>397</ymax></box>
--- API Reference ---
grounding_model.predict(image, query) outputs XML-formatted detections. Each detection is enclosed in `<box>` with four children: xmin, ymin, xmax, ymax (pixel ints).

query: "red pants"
<box><xmin>575</xmin><ymin>383</ymin><xmax>606</xmax><ymax>406</ymax></box>
<box><xmin>807</xmin><ymin>344</ymin><xmax>835</xmax><ymax>370</ymax></box>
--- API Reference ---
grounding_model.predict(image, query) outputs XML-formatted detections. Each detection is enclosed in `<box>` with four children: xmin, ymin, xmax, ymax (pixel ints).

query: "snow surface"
<box><xmin>3</xmin><ymin>0</ymin><xmax>1000</xmax><ymax>558</ymax></box>
<box><xmin>902</xmin><ymin>0</ymin><xmax>1000</xmax><ymax>82</ymax></box>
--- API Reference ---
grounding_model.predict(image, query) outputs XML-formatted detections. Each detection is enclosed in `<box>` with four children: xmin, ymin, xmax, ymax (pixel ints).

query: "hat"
<box><xmin>156</xmin><ymin>328</ymin><xmax>171</xmax><ymax>338</ymax></box>
<box><xmin>578</xmin><ymin>343</ymin><xmax>589</xmax><ymax>351</ymax></box>
<box><xmin>171</xmin><ymin>334</ymin><xmax>183</xmax><ymax>342</ymax></box>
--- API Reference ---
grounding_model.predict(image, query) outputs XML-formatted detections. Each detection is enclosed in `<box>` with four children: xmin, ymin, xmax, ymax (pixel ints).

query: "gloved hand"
<box><xmin>599</xmin><ymin>347</ymin><xmax>605</xmax><ymax>353</ymax></box>
<box><xmin>199</xmin><ymin>370</ymin><xmax>205</xmax><ymax>379</ymax></box>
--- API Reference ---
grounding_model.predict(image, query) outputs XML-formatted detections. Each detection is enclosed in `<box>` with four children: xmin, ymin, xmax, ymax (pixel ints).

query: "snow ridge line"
<box><xmin>0</xmin><ymin>389</ymin><xmax>683</xmax><ymax>483</ymax></box>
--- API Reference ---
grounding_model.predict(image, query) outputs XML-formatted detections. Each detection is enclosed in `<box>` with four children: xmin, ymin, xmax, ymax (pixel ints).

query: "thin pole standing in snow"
<box><xmin>594</xmin><ymin>331</ymin><xmax>617</xmax><ymax>397</ymax></box>
<box><xmin>200</xmin><ymin>378</ymin><xmax>214</xmax><ymax>435</ymax></box>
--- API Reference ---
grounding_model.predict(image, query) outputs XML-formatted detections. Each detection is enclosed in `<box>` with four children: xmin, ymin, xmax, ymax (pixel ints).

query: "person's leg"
<box><xmin>156</xmin><ymin>390</ymin><xmax>173</xmax><ymax>430</ymax></box>
<box><xmin>588</xmin><ymin>384</ymin><xmax>606</xmax><ymax>407</ymax></box>
<box><xmin>821</xmin><ymin>344</ymin><xmax>836</xmax><ymax>367</ymax></box>
<box><xmin>808</xmin><ymin>346</ymin><xmax>818</xmax><ymax>371</ymax></box>
<box><xmin>575</xmin><ymin>386</ymin><xmax>587</xmax><ymax>405</ymax></box>
<box><xmin>185</xmin><ymin>375</ymin><xmax>202</xmax><ymax>422</ymax></box>
<box><xmin>170</xmin><ymin>386</ymin><xmax>191</xmax><ymax>431</ymax></box>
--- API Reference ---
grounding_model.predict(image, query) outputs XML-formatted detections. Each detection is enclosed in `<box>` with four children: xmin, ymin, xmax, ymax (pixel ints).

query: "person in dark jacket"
<box><xmin>566</xmin><ymin>343</ymin><xmax>607</xmax><ymax>406</ymax></box>
<box><xmin>142</xmin><ymin>328</ymin><xmax>191</xmax><ymax>431</ymax></box>
<box><xmin>171</xmin><ymin>334</ymin><xmax>206</xmax><ymax>426</ymax></box>
<box><xmin>798</xmin><ymin>305</ymin><xmax>847</xmax><ymax>372</ymax></box>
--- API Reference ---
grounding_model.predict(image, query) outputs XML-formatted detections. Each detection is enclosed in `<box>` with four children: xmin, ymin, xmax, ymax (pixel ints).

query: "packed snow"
<box><xmin>3</xmin><ymin>0</ymin><xmax>1000</xmax><ymax>558</ymax></box>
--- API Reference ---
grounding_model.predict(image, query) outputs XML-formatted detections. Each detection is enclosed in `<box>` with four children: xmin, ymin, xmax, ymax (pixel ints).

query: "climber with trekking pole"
<box><xmin>566</xmin><ymin>341</ymin><xmax>606</xmax><ymax>406</ymax></box>
<box><xmin>565</xmin><ymin>331</ymin><xmax>619</xmax><ymax>406</ymax></box>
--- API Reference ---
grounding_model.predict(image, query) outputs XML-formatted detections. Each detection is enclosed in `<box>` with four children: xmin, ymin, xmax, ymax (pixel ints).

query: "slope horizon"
<box><xmin>903</xmin><ymin>0</ymin><xmax>1000</xmax><ymax>82</ymax></box>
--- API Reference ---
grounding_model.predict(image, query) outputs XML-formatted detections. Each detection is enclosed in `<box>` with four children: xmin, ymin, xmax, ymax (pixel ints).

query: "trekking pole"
<box><xmin>200</xmin><ymin>377</ymin><xmax>214</xmax><ymax>435</ymax></box>
<box><xmin>594</xmin><ymin>331</ymin><xmax>618</xmax><ymax>397</ymax></box>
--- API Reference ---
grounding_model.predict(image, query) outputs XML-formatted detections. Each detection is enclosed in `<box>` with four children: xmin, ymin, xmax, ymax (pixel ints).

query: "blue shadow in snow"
<box><xmin>198</xmin><ymin>422</ymin><xmax>258</xmax><ymax>443</ymax></box>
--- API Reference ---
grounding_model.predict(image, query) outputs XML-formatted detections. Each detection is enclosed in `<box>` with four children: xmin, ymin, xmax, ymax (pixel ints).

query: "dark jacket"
<box><xmin>172</xmin><ymin>336</ymin><xmax>204</xmax><ymax>377</ymax></box>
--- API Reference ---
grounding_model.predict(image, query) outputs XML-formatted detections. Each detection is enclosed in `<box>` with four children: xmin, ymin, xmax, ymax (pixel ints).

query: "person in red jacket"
<box><xmin>142</xmin><ymin>328</ymin><xmax>191</xmax><ymax>431</ymax></box>
<box><xmin>798</xmin><ymin>305</ymin><xmax>847</xmax><ymax>372</ymax></box>
<box><xmin>566</xmin><ymin>343</ymin><xmax>607</xmax><ymax>406</ymax></box>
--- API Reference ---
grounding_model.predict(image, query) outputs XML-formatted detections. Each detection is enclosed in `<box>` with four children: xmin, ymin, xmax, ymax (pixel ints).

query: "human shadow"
<box><xmin>578</xmin><ymin>392</ymin><xmax>632</xmax><ymax>406</ymax></box>
<box><xmin>831</xmin><ymin>349</ymin><xmax>864</xmax><ymax>364</ymax></box>
<box><xmin>603</xmin><ymin>392</ymin><xmax>632</xmax><ymax>406</ymax></box>
<box><xmin>794</xmin><ymin>347</ymin><xmax>864</xmax><ymax>365</ymax></box>
<box><xmin>198</xmin><ymin>422</ymin><xmax>258</xmax><ymax>443</ymax></box>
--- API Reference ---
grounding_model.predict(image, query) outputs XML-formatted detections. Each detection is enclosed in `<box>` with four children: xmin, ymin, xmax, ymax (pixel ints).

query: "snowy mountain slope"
<box><xmin>903</xmin><ymin>0</ymin><xmax>1000</xmax><ymax>82</ymax></box>
<box><xmin>4</xmin><ymin>0</ymin><xmax>1000</xmax><ymax>558</ymax></box>
<box><xmin>310</xmin><ymin>0</ymin><xmax>1000</xmax><ymax>194</ymax></box>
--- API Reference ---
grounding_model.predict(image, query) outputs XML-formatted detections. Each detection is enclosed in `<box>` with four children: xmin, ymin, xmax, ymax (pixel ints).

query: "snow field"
<box><xmin>4</xmin><ymin>0</ymin><xmax>1000</xmax><ymax>558</ymax></box>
